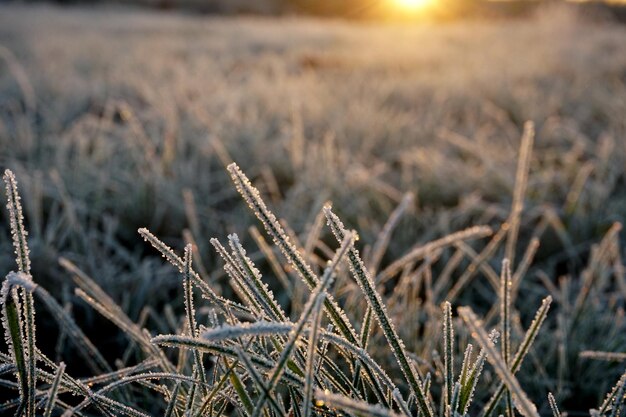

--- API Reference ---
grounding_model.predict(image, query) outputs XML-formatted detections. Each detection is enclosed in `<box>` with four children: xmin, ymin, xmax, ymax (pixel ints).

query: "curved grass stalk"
<box><xmin>152</xmin><ymin>335</ymin><xmax>304</xmax><ymax>387</ymax></box>
<box><xmin>154</xmin><ymin>323</ymin><xmax>401</xmax><ymax>396</ymax></box>
<box><xmin>80</xmin><ymin>360</ymin><xmax>159</xmax><ymax>387</ymax></box>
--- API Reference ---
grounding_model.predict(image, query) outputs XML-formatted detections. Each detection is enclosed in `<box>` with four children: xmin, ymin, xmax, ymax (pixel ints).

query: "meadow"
<box><xmin>0</xmin><ymin>3</ymin><xmax>625</xmax><ymax>416</ymax></box>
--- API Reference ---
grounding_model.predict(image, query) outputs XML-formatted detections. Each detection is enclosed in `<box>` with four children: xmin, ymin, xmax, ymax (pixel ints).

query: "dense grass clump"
<box><xmin>1</xmin><ymin>143</ymin><xmax>625</xmax><ymax>416</ymax></box>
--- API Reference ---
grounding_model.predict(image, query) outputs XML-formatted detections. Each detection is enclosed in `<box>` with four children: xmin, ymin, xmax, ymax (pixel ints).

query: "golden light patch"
<box><xmin>392</xmin><ymin>0</ymin><xmax>432</xmax><ymax>11</ymax></box>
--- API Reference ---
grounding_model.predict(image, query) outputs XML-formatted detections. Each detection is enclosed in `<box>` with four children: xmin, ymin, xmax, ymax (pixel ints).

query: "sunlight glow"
<box><xmin>392</xmin><ymin>0</ymin><xmax>433</xmax><ymax>12</ymax></box>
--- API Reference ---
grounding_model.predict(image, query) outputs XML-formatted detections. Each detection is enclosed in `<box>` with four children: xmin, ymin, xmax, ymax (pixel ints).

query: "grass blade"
<box><xmin>443</xmin><ymin>301</ymin><xmax>454</xmax><ymax>407</ymax></box>
<box><xmin>302</xmin><ymin>292</ymin><xmax>325</xmax><ymax>417</ymax></box>
<box><xmin>459</xmin><ymin>306</ymin><xmax>539</xmax><ymax>417</ymax></box>
<box><xmin>505</xmin><ymin>121</ymin><xmax>534</xmax><ymax>267</ymax></box>
<box><xmin>324</xmin><ymin>206</ymin><xmax>432</xmax><ymax>417</ymax></box>
<box><xmin>547</xmin><ymin>393</ymin><xmax>560</xmax><ymax>417</ymax></box>
<box><xmin>43</xmin><ymin>362</ymin><xmax>66</xmax><ymax>417</ymax></box>
<box><xmin>314</xmin><ymin>389</ymin><xmax>403</xmax><ymax>417</ymax></box>
<box><xmin>482</xmin><ymin>296</ymin><xmax>552</xmax><ymax>417</ymax></box>
<box><xmin>3</xmin><ymin>170</ymin><xmax>37</xmax><ymax>417</ymax></box>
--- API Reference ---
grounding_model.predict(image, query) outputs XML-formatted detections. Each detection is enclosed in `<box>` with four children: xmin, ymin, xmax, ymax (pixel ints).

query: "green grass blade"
<box><xmin>1</xmin><ymin>281</ymin><xmax>27</xmax><ymax>415</ymax></box>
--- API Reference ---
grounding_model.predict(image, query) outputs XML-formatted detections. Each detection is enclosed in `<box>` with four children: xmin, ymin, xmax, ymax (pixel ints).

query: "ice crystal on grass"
<box><xmin>3</xmin><ymin>170</ymin><xmax>36</xmax><ymax>417</ymax></box>
<box><xmin>4</xmin><ymin>170</ymin><xmax>30</xmax><ymax>275</ymax></box>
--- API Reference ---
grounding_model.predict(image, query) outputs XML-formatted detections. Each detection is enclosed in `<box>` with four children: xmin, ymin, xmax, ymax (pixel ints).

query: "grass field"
<box><xmin>1</xmin><ymin>4</ymin><xmax>626</xmax><ymax>416</ymax></box>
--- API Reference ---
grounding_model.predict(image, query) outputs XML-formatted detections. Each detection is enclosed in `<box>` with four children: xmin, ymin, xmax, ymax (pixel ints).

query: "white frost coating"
<box><xmin>227</xmin><ymin>233</ymin><xmax>287</xmax><ymax>322</ymax></box>
<box><xmin>314</xmin><ymin>389</ymin><xmax>404</xmax><ymax>417</ymax></box>
<box><xmin>3</xmin><ymin>170</ymin><xmax>36</xmax><ymax>416</ymax></box>
<box><xmin>6</xmin><ymin>271</ymin><xmax>37</xmax><ymax>293</ymax></box>
<box><xmin>458</xmin><ymin>344</ymin><xmax>473</xmax><ymax>388</ymax></box>
<box><xmin>0</xmin><ymin>279</ymin><xmax>22</xmax><ymax>396</ymax></box>
<box><xmin>443</xmin><ymin>301</ymin><xmax>454</xmax><ymax>407</ymax></box>
<box><xmin>201</xmin><ymin>321</ymin><xmax>292</xmax><ymax>342</ymax></box>
<box><xmin>594</xmin><ymin>371</ymin><xmax>626</xmax><ymax>416</ymax></box>
<box><xmin>0</xmin><ymin>277</ymin><xmax>12</xmax><ymax>303</ymax></box>
<box><xmin>482</xmin><ymin>297</ymin><xmax>551</xmax><ymax>417</ymax></box>
<box><xmin>302</xmin><ymin>294</ymin><xmax>325</xmax><ymax>417</ymax></box>
<box><xmin>3</xmin><ymin>170</ymin><xmax>31</xmax><ymax>274</ymax></box>
<box><xmin>547</xmin><ymin>392</ymin><xmax>561</xmax><ymax>417</ymax></box>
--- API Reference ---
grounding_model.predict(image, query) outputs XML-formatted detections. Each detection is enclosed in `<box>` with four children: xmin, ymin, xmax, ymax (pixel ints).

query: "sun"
<box><xmin>392</xmin><ymin>0</ymin><xmax>432</xmax><ymax>12</ymax></box>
